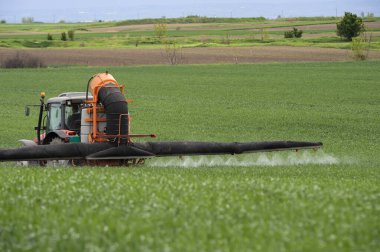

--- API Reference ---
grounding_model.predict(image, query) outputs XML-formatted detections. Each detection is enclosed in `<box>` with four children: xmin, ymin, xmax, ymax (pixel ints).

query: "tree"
<box><xmin>336</xmin><ymin>12</ymin><xmax>365</xmax><ymax>41</ymax></box>
<box><xmin>21</xmin><ymin>17</ymin><xmax>34</xmax><ymax>24</ymax></box>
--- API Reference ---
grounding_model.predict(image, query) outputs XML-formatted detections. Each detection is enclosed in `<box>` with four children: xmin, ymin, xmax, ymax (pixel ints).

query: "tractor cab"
<box><xmin>26</xmin><ymin>92</ymin><xmax>92</xmax><ymax>145</ymax></box>
<box><xmin>42</xmin><ymin>92</ymin><xmax>92</xmax><ymax>144</ymax></box>
<box><xmin>46</xmin><ymin>93</ymin><xmax>86</xmax><ymax>132</ymax></box>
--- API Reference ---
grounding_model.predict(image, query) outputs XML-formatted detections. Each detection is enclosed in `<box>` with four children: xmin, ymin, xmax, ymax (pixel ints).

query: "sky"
<box><xmin>0</xmin><ymin>0</ymin><xmax>379</xmax><ymax>23</ymax></box>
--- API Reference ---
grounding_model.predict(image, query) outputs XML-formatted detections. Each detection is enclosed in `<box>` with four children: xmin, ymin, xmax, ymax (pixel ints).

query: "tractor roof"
<box><xmin>47</xmin><ymin>92</ymin><xmax>93</xmax><ymax>104</ymax></box>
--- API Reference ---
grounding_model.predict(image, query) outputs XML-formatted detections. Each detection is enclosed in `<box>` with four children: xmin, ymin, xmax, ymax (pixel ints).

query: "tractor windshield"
<box><xmin>46</xmin><ymin>103</ymin><xmax>61</xmax><ymax>132</ymax></box>
<box><xmin>65</xmin><ymin>103</ymin><xmax>81</xmax><ymax>130</ymax></box>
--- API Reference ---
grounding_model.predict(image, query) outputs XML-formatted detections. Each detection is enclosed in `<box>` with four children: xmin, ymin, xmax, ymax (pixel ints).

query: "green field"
<box><xmin>1</xmin><ymin>17</ymin><xmax>379</xmax><ymax>50</ymax></box>
<box><xmin>0</xmin><ymin>61</ymin><xmax>379</xmax><ymax>251</ymax></box>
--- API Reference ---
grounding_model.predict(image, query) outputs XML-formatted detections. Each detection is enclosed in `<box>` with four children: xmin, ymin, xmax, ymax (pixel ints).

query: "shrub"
<box><xmin>337</xmin><ymin>12</ymin><xmax>365</xmax><ymax>41</ymax></box>
<box><xmin>1</xmin><ymin>52</ymin><xmax>46</xmax><ymax>68</ymax></box>
<box><xmin>61</xmin><ymin>32</ymin><xmax>67</xmax><ymax>41</ymax></box>
<box><xmin>293</xmin><ymin>28</ymin><xmax>303</xmax><ymax>38</ymax></box>
<box><xmin>68</xmin><ymin>30</ymin><xmax>75</xmax><ymax>41</ymax></box>
<box><xmin>284</xmin><ymin>27</ymin><xmax>303</xmax><ymax>38</ymax></box>
<box><xmin>47</xmin><ymin>33</ymin><xmax>53</xmax><ymax>40</ymax></box>
<box><xmin>284</xmin><ymin>30</ymin><xmax>293</xmax><ymax>38</ymax></box>
<box><xmin>162</xmin><ymin>41</ymin><xmax>183</xmax><ymax>65</ymax></box>
<box><xmin>351</xmin><ymin>33</ymin><xmax>372</xmax><ymax>61</ymax></box>
<box><xmin>154</xmin><ymin>23</ymin><xmax>167</xmax><ymax>39</ymax></box>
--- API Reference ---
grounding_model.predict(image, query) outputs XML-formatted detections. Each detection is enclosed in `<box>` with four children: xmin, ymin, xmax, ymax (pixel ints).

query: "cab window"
<box><xmin>46</xmin><ymin>103</ymin><xmax>61</xmax><ymax>131</ymax></box>
<box><xmin>65</xmin><ymin>103</ymin><xmax>81</xmax><ymax>130</ymax></box>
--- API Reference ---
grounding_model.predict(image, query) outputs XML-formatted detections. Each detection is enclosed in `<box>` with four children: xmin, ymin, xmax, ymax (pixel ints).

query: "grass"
<box><xmin>1</xmin><ymin>166</ymin><xmax>378</xmax><ymax>251</ymax></box>
<box><xmin>0</xmin><ymin>17</ymin><xmax>379</xmax><ymax>50</ymax></box>
<box><xmin>0</xmin><ymin>61</ymin><xmax>380</xmax><ymax>251</ymax></box>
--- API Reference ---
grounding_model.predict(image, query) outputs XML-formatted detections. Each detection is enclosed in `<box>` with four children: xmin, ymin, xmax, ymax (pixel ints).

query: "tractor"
<box><xmin>21</xmin><ymin>72</ymin><xmax>154</xmax><ymax>165</ymax></box>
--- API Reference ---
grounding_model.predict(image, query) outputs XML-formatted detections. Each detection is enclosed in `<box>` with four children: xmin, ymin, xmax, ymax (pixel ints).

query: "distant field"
<box><xmin>0</xmin><ymin>17</ymin><xmax>379</xmax><ymax>50</ymax></box>
<box><xmin>1</xmin><ymin>17</ymin><xmax>380</xmax><ymax>67</ymax></box>
<box><xmin>0</xmin><ymin>61</ymin><xmax>379</xmax><ymax>251</ymax></box>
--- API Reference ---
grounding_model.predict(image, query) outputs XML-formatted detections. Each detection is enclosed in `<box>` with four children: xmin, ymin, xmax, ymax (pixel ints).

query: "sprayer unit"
<box><xmin>6</xmin><ymin>72</ymin><xmax>322</xmax><ymax>166</ymax></box>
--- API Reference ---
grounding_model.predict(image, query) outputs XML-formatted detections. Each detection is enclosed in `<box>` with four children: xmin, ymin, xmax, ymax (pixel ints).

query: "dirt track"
<box><xmin>1</xmin><ymin>46</ymin><xmax>379</xmax><ymax>66</ymax></box>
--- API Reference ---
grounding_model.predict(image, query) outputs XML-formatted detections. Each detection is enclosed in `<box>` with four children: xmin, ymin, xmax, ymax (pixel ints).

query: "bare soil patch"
<box><xmin>1</xmin><ymin>46</ymin><xmax>379</xmax><ymax>66</ymax></box>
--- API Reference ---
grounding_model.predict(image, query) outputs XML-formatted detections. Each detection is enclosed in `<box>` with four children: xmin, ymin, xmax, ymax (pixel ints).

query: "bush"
<box><xmin>61</xmin><ymin>32</ymin><xmax>67</xmax><ymax>41</ymax></box>
<box><xmin>47</xmin><ymin>33</ymin><xmax>53</xmax><ymax>40</ymax></box>
<box><xmin>284</xmin><ymin>27</ymin><xmax>303</xmax><ymax>38</ymax></box>
<box><xmin>351</xmin><ymin>33</ymin><xmax>372</xmax><ymax>61</ymax></box>
<box><xmin>68</xmin><ymin>30</ymin><xmax>75</xmax><ymax>41</ymax></box>
<box><xmin>1</xmin><ymin>52</ymin><xmax>46</xmax><ymax>68</ymax></box>
<box><xmin>284</xmin><ymin>31</ymin><xmax>293</xmax><ymax>38</ymax></box>
<box><xmin>162</xmin><ymin>41</ymin><xmax>183</xmax><ymax>65</ymax></box>
<box><xmin>154</xmin><ymin>23</ymin><xmax>167</xmax><ymax>39</ymax></box>
<box><xmin>293</xmin><ymin>28</ymin><xmax>303</xmax><ymax>38</ymax></box>
<box><xmin>337</xmin><ymin>12</ymin><xmax>365</xmax><ymax>41</ymax></box>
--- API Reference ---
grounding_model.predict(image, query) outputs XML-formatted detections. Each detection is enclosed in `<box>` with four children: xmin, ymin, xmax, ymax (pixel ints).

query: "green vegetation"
<box><xmin>68</xmin><ymin>30</ymin><xmax>75</xmax><ymax>41</ymax></box>
<box><xmin>351</xmin><ymin>35</ymin><xmax>372</xmax><ymax>60</ymax></box>
<box><xmin>284</xmin><ymin>27</ymin><xmax>303</xmax><ymax>38</ymax></box>
<box><xmin>0</xmin><ymin>16</ymin><xmax>379</xmax><ymax>50</ymax></box>
<box><xmin>60</xmin><ymin>31</ymin><xmax>67</xmax><ymax>41</ymax></box>
<box><xmin>0</xmin><ymin>61</ymin><xmax>379</xmax><ymax>251</ymax></box>
<box><xmin>153</xmin><ymin>23</ymin><xmax>168</xmax><ymax>39</ymax></box>
<box><xmin>337</xmin><ymin>12</ymin><xmax>366</xmax><ymax>41</ymax></box>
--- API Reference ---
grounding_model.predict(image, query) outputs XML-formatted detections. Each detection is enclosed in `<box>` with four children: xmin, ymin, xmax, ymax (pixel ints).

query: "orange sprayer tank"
<box><xmin>86</xmin><ymin>72</ymin><xmax>128</xmax><ymax>144</ymax></box>
<box><xmin>89</xmin><ymin>72</ymin><xmax>120</xmax><ymax>99</ymax></box>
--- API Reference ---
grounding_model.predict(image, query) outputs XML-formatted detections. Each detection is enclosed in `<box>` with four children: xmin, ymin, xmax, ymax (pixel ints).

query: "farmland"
<box><xmin>0</xmin><ymin>17</ymin><xmax>380</xmax><ymax>50</ymax></box>
<box><xmin>1</xmin><ymin>17</ymin><xmax>380</xmax><ymax>66</ymax></box>
<box><xmin>0</xmin><ymin>61</ymin><xmax>380</xmax><ymax>251</ymax></box>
